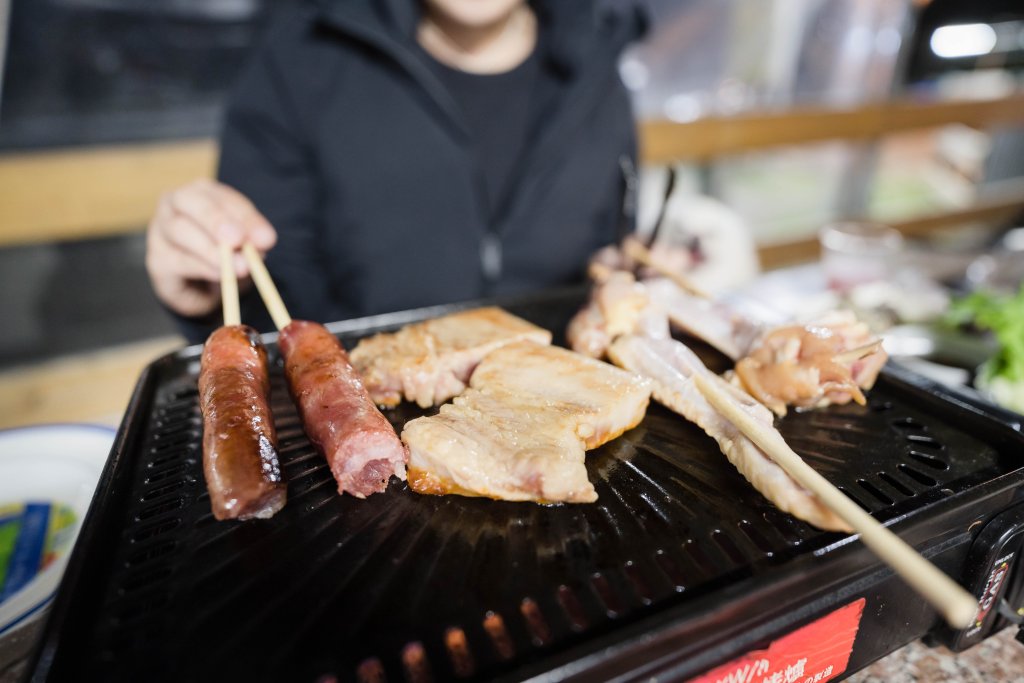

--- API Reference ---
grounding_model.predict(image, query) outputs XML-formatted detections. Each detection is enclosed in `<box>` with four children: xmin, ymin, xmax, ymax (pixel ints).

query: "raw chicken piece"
<box><xmin>608</xmin><ymin>335</ymin><xmax>850</xmax><ymax>532</ymax></box>
<box><xmin>567</xmin><ymin>271</ymin><xmax>669</xmax><ymax>358</ymax></box>
<box><xmin>734</xmin><ymin>311</ymin><xmax>888</xmax><ymax>416</ymax></box>
<box><xmin>570</xmin><ymin>263</ymin><xmax>886</xmax><ymax>416</ymax></box>
<box><xmin>645</xmin><ymin>279</ymin><xmax>763</xmax><ymax>360</ymax></box>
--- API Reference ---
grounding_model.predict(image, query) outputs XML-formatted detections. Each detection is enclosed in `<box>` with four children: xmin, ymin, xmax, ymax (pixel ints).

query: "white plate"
<box><xmin>0</xmin><ymin>424</ymin><xmax>113</xmax><ymax>636</ymax></box>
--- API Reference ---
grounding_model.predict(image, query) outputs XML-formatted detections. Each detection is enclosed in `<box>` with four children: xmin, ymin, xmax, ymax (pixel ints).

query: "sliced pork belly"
<box><xmin>402</xmin><ymin>342</ymin><xmax>651</xmax><ymax>503</ymax></box>
<box><xmin>608</xmin><ymin>335</ymin><xmax>850</xmax><ymax>532</ymax></box>
<box><xmin>402</xmin><ymin>389</ymin><xmax>598</xmax><ymax>502</ymax></box>
<box><xmin>350</xmin><ymin>307</ymin><xmax>552</xmax><ymax>408</ymax></box>
<box><xmin>469</xmin><ymin>342</ymin><xmax>652</xmax><ymax>447</ymax></box>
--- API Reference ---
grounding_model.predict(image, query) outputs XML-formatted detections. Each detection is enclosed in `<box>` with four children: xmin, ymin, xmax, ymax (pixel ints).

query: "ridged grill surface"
<box><xmin>52</xmin><ymin>291</ymin><xmax>1020</xmax><ymax>681</ymax></box>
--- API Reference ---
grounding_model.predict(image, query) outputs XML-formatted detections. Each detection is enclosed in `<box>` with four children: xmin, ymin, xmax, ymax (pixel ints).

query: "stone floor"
<box><xmin>849</xmin><ymin>627</ymin><xmax>1024</xmax><ymax>682</ymax></box>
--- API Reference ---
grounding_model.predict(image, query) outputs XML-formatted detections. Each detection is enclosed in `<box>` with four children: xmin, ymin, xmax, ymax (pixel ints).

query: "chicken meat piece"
<box><xmin>608</xmin><ymin>335</ymin><xmax>850</xmax><ymax>532</ymax></box>
<box><xmin>402</xmin><ymin>342</ymin><xmax>652</xmax><ymax>503</ymax></box>
<box><xmin>350</xmin><ymin>307</ymin><xmax>552</xmax><ymax>408</ymax></box>
<box><xmin>645</xmin><ymin>279</ymin><xmax>764</xmax><ymax>361</ymax></box>
<box><xmin>567</xmin><ymin>271</ymin><xmax>669</xmax><ymax>358</ymax></box>
<box><xmin>570</xmin><ymin>251</ymin><xmax>885</xmax><ymax>417</ymax></box>
<box><xmin>734</xmin><ymin>311</ymin><xmax>888</xmax><ymax>416</ymax></box>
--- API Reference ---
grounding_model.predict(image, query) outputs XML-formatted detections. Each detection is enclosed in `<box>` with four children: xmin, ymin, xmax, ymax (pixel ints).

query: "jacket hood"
<box><xmin>310</xmin><ymin>0</ymin><xmax>647</xmax><ymax>77</ymax></box>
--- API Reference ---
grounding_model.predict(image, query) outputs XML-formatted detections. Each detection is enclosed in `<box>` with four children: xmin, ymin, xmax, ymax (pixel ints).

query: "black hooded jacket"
<box><xmin>179</xmin><ymin>0</ymin><xmax>645</xmax><ymax>341</ymax></box>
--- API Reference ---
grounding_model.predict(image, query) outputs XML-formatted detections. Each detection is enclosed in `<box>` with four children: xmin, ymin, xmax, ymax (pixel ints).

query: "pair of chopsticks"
<box><xmin>692</xmin><ymin>373</ymin><xmax>978</xmax><ymax>629</ymax></box>
<box><xmin>218</xmin><ymin>242</ymin><xmax>292</xmax><ymax>331</ymax></box>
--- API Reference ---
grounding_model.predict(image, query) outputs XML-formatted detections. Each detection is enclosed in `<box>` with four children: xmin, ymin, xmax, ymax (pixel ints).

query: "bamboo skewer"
<box><xmin>692</xmin><ymin>373</ymin><xmax>979</xmax><ymax>629</ymax></box>
<box><xmin>219</xmin><ymin>242</ymin><xmax>241</xmax><ymax>327</ymax></box>
<box><xmin>834</xmin><ymin>339</ymin><xmax>884</xmax><ymax>365</ymax></box>
<box><xmin>622</xmin><ymin>236</ymin><xmax>712</xmax><ymax>299</ymax></box>
<box><xmin>241</xmin><ymin>243</ymin><xmax>292</xmax><ymax>330</ymax></box>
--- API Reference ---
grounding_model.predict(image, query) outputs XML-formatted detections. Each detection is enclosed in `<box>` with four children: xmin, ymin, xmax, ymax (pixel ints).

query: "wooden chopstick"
<box><xmin>692</xmin><ymin>373</ymin><xmax>979</xmax><ymax>629</ymax></box>
<box><xmin>241</xmin><ymin>243</ymin><xmax>292</xmax><ymax>331</ymax></box>
<box><xmin>621</xmin><ymin>237</ymin><xmax>711</xmax><ymax>299</ymax></box>
<box><xmin>219</xmin><ymin>242</ymin><xmax>241</xmax><ymax>327</ymax></box>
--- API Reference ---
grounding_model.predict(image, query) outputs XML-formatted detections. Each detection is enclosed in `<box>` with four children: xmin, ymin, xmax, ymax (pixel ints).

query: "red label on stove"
<box><xmin>967</xmin><ymin>552</ymin><xmax>1013</xmax><ymax>638</ymax></box>
<box><xmin>688</xmin><ymin>598</ymin><xmax>865</xmax><ymax>683</ymax></box>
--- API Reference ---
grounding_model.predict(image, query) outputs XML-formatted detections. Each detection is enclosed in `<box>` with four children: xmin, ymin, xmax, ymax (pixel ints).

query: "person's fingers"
<box><xmin>147</xmin><ymin>221</ymin><xmax>220</xmax><ymax>281</ymax></box>
<box><xmin>146</xmin><ymin>229</ymin><xmax>222</xmax><ymax>318</ymax></box>
<box><xmin>167</xmin><ymin>244</ymin><xmax>222</xmax><ymax>282</ymax></box>
<box><xmin>146</xmin><ymin>178</ymin><xmax>277</xmax><ymax>318</ymax></box>
<box><xmin>159</xmin><ymin>214</ymin><xmax>222</xmax><ymax>275</ymax></box>
<box><xmin>165</xmin><ymin>180</ymin><xmax>243</xmax><ymax>248</ymax></box>
<box><xmin>204</xmin><ymin>182</ymin><xmax>277</xmax><ymax>251</ymax></box>
<box><xmin>233</xmin><ymin>253</ymin><xmax>248</xmax><ymax>279</ymax></box>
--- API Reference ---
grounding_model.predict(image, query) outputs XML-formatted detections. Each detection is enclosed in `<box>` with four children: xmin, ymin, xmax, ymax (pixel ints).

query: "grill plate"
<box><xmin>30</xmin><ymin>288</ymin><xmax>1024</xmax><ymax>682</ymax></box>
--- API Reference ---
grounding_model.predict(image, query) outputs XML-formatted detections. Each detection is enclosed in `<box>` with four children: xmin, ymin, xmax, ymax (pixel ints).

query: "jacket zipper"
<box><xmin>315</xmin><ymin>7</ymin><xmax>627</xmax><ymax>292</ymax></box>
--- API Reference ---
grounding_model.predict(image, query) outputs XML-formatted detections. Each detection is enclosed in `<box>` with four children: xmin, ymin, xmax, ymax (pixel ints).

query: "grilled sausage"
<box><xmin>199</xmin><ymin>325</ymin><xmax>286</xmax><ymax>520</ymax></box>
<box><xmin>279</xmin><ymin>321</ymin><xmax>407</xmax><ymax>498</ymax></box>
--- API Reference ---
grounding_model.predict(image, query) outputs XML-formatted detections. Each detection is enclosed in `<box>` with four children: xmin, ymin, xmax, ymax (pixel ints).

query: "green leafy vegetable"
<box><xmin>946</xmin><ymin>284</ymin><xmax>1024</xmax><ymax>384</ymax></box>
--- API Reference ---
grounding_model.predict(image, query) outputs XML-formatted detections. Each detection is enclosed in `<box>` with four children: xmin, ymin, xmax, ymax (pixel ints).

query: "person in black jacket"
<box><xmin>146</xmin><ymin>0</ymin><xmax>645</xmax><ymax>342</ymax></box>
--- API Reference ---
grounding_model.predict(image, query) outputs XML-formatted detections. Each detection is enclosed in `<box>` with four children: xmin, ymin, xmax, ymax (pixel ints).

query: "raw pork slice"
<box><xmin>402</xmin><ymin>342</ymin><xmax>651</xmax><ymax>503</ymax></box>
<box><xmin>351</xmin><ymin>307</ymin><xmax>552</xmax><ymax>408</ymax></box>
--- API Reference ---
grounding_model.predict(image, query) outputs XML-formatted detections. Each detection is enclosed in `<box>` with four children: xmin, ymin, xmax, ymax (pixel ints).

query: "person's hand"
<box><xmin>146</xmin><ymin>179</ymin><xmax>277</xmax><ymax>318</ymax></box>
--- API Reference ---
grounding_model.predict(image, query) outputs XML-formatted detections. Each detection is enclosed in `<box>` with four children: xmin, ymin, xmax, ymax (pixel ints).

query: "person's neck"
<box><xmin>417</xmin><ymin>5</ymin><xmax>537</xmax><ymax>74</ymax></box>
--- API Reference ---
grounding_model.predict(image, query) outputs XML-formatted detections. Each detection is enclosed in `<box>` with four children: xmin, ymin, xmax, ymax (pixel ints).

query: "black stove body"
<box><xmin>27</xmin><ymin>289</ymin><xmax>1024</xmax><ymax>682</ymax></box>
